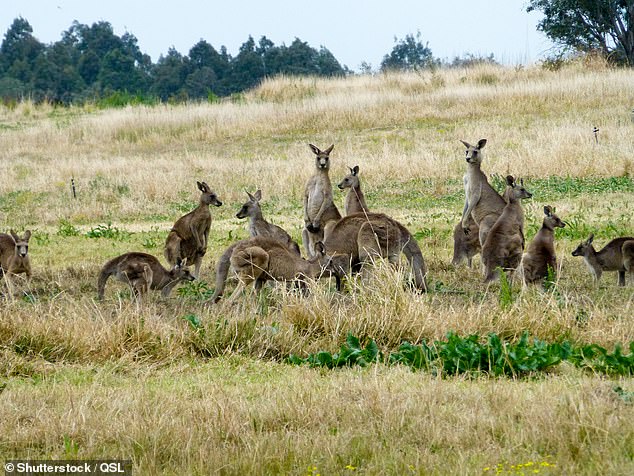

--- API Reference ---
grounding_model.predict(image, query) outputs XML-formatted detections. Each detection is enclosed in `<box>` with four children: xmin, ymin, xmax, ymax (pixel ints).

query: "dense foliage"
<box><xmin>527</xmin><ymin>0</ymin><xmax>634</xmax><ymax>65</ymax></box>
<box><xmin>0</xmin><ymin>17</ymin><xmax>347</xmax><ymax>104</ymax></box>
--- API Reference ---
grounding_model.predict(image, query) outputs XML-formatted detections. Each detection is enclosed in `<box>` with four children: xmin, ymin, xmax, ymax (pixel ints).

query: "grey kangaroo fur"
<box><xmin>164</xmin><ymin>181</ymin><xmax>222</xmax><ymax>278</ymax></box>
<box><xmin>0</xmin><ymin>230</ymin><xmax>32</xmax><ymax>288</ymax></box>
<box><xmin>220</xmin><ymin>236</ymin><xmax>330</xmax><ymax>302</ymax></box>
<box><xmin>338</xmin><ymin>165</ymin><xmax>369</xmax><ymax>216</ymax></box>
<box><xmin>572</xmin><ymin>234</ymin><xmax>634</xmax><ymax>286</ymax></box>
<box><xmin>236</xmin><ymin>189</ymin><xmax>301</xmax><ymax>256</ymax></box>
<box><xmin>460</xmin><ymin>139</ymin><xmax>507</xmax><ymax>246</ymax></box>
<box><xmin>303</xmin><ymin>144</ymin><xmax>342</xmax><ymax>258</ymax></box>
<box><xmin>521</xmin><ymin>206</ymin><xmax>566</xmax><ymax>284</ymax></box>
<box><xmin>481</xmin><ymin>175</ymin><xmax>533</xmax><ymax>283</ymax></box>
<box><xmin>452</xmin><ymin>215</ymin><xmax>481</xmax><ymax>267</ymax></box>
<box><xmin>321</xmin><ymin>212</ymin><xmax>427</xmax><ymax>292</ymax></box>
<box><xmin>97</xmin><ymin>252</ymin><xmax>194</xmax><ymax>301</ymax></box>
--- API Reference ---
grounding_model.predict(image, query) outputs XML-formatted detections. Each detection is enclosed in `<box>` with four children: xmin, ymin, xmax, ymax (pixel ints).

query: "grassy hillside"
<box><xmin>1</xmin><ymin>61</ymin><xmax>633</xmax><ymax>475</ymax></box>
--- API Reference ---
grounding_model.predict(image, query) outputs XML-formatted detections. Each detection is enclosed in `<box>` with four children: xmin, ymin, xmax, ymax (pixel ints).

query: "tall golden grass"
<box><xmin>1</xmin><ymin>61</ymin><xmax>633</xmax><ymax>474</ymax></box>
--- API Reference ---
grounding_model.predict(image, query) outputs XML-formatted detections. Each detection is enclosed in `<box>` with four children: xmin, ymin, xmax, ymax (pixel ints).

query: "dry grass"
<box><xmin>1</xmin><ymin>62</ymin><xmax>634</xmax><ymax>474</ymax></box>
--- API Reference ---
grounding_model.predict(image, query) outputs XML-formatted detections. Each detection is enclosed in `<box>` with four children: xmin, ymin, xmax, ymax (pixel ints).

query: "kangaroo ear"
<box><xmin>181</xmin><ymin>257</ymin><xmax>187</xmax><ymax>266</ymax></box>
<box><xmin>506</xmin><ymin>175</ymin><xmax>515</xmax><ymax>186</ymax></box>
<box><xmin>520</xmin><ymin>178</ymin><xmax>524</xmax><ymax>186</ymax></box>
<box><xmin>10</xmin><ymin>230</ymin><xmax>18</xmax><ymax>241</ymax></box>
<box><xmin>587</xmin><ymin>234</ymin><xmax>594</xmax><ymax>244</ymax></box>
<box><xmin>254</xmin><ymin>189</ymin><xmax>262</xmax><ymax>201</ymax></box>
<box><xmin>176</xmin><ymin>257</ymin><xmax>183</xmax><ymax>268</ymax></box>
<box><xmin>197</xmin><ymin>181</ymin><xmax>205</xmax><ymax>192</ymax></box>
<box><xmin>24</xmin><ymin>230</ymin><xmax>31</xmax><ymax>241</ymax></box>
<box><xmin>308</xmin><ymin>144</ymin><xmax>320</xmax><ymax>155</ymax></box>
<box><xmin>477</xmin><ymin>139</ymin><xmax>487</xmax><ymax>149</ymax></box>
<box><xmin>246</xmin><ymin>191</ymin><xmax>256</xmax><ymax>202</ymax></box>
<box><xmin>352</xmin><ymin>165</ymin><xmax>359</xmax><ymax>175</ymax></box>
<box><xmin>459</xmin><ymin>140</ymin><xmax>472</xmax><ymax>149</ymax></box>
<box><xmin>544</xmin><ymin>206</ymin><xmax>552</xmax><ymax>216</ymax></box>
<box><xmin>324</xmin><ymin>144</ymin><xmax>334</xmax><ymax>155</ymax></box>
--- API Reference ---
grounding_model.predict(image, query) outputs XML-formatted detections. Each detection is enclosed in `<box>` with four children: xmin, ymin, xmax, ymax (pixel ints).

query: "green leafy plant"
<box><xmin>85</xmin><ymin>222</ymin><xmax>130</xmax><ymax>241</ymax></box>
<box><xmin>57</xmin><ymin>218</ymin><xmax>81</xmax><ymax>237</ymax></box>
<box><xmin>289</xmin><ymin>332</ymin><xmax>634</xmax><ymax>377</ymax></box>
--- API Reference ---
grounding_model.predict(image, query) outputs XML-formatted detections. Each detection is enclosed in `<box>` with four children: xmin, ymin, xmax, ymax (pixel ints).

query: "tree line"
<box><xmin>0</xmin><ymin>17</ymin><xmax>349</xmax><ymax>105</ymax></box>
<box><xmin>1</xmin><ymin>2</ymin><xmax>632</xmax><ymax>105</ymax></box>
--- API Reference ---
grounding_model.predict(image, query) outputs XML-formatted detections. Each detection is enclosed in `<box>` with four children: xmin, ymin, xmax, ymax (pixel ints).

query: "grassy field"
<box><xmin>1</xmin><ymin>60</ymin><xmax>634</xmax><ymax>475</ymax></box>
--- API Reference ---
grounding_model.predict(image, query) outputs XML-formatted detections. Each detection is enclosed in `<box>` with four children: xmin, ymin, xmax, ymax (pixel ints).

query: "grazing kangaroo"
<box><xmin>165</xmin><ymin>181</ymin><xmax>222</xmax><ymax>278</ymax></box>
<box><xmin>571</xmin><ymin>234</ymin><xmax>634</xmax><ymax>286</ymax></box>
<box><xmin>321</xmin><ymin>212</ymin><xmax>427</xmax><ymax>292</ymax></box>
<box><xmin>481</xmin><ymin>176</ymin><xmax>533</xmax><ymax>283</ymax></box>
<box><xmin>338</xmin><ymin>165</ymin><xmax>369</xmax><ymax>216</ymax></box>
<box><xmin>521</xmin><ymin>206</ymin><xmax>566</xmax><ymax>284</ymax></box>
<box><xmin>460</xmin><ymin>139</ymin><xmax>507</xmax><ymax>246</ymax></box>
<box><xmin>97</xmin><ymin>252</ymin><xmax>195</xmax><ymax>301</ymax></box>
<box><xmin>219</xmin><ymin>236</ymin><xmax>330</xmax><ymax>302</ymax></box>
<box><xmin>236</xmin><ymin>189</ymin><xmax>301</xmax><ymax>256</ymax></box>
<box><xmin>0</xmin><ymin>230</ymin><xmax>32</xmax><ymax>288</ymax></box>
<box><xmin>303</xmin><ymin>144</ymin><xmax>342</xmax><ymax>258</ymax></box>
<box><xmin>451</xmin><ymin>215</ymin><xmax>481</xmax><ymax>267</ymax></box>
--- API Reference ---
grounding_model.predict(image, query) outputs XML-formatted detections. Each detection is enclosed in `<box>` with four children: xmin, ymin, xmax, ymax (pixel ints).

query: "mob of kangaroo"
<box><xmin>3</xmin><ymin>140</ymin><xmax>631</xmax><ymax>304</ymax></box>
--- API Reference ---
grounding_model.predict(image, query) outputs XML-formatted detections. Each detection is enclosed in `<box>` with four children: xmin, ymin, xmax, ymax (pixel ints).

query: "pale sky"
<box><xmin>1</xmin><ymin>1</ymin><xmax>554</xmax><ymax>71</ymax></box>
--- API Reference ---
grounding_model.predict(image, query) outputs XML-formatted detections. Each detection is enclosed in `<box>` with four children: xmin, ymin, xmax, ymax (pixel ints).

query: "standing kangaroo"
<box><xmin>338</xmin><ymin>165</ymin><xmax>369</xmax><ymax>216</ymax></box>
<box><xmin>97</xmin><ymin>252</ymin><xmax>195</xmax><ymax>301</ymax></box>
<box><xmin>236</xmin><ymin>190</ymin><xmax>301</xmax><ymax>256</ymax></box>
<box><xmin>521</xmin><ymin>206</ymin><xmax>566</xmax><ymax>284</ymax></box>
<box><xmin>165</xmin><ymin>181</ymin><xmax>222</xmax><ymax>278</ymax></box>
<box><xmin>322</xmin><ymin>212</ymin><xmax>427</xmax><ymax>292</ymax></box>
<box><xmin>219</xmin><ymin>236</ymin><xmax>330</xmax><ymax>302</ymax></box>
<box><xmin>0</xmin><ymin>230</ymin><xmax>32</xmax><ymax>289</ymax></box>
<box><xmin>303</xmin><ymin>144</ymin><xmax>342</xmax><ymax>258</ymax></box>
<box><xmin>460</xmin><ymin>139</ymin><xmax>506</xmax><ymax>246</ymax></box>
<box><xmin>451</xmin><ymin>215</ymin><xmax>481</xmax><ymax>267</ymax></box>
<box><xmin>571</xmin><ymin>234</ymin><xmax>634</xmax><ymax>286</ymax></box>
<box><xmin>481</xmin><ymin>176</ymin><xmax>533</xmax><ymax>283</ymax></box>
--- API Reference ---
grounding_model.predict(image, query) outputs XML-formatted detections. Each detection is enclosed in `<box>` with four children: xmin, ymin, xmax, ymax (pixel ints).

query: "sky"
<box><xmin>1</xmin><ymin>0</ymin><xmax>554</xmax><ymax>71</ymax></box>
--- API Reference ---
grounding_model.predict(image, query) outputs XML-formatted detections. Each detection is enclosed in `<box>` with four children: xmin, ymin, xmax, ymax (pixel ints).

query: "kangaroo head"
<box><xmin>309</xmin><ymin>143</ymin><xmax>334</xmax><ymax>171</ymax></box>
<box><xmin>505</xmin><ymin>175</ymin><xmax>533</xmax><ymax>202</ymax></box>
<box><xmin>197</xmin><ymin>181</ymin><xmax>223</xmax><ymax>207</ymax></box>
<box><xmin>172</xmin><ymin>257</ymin><xmax>196</xmax><ymax>282</ymax></box>
<box><xmin>10</xmin><ymin>229</ymin><xmax>31</xmax><ymax>258</ymax></box>
<box><xmin>338</xmin><ymin>165</ymin><xmax>360</xmax><ymax>190</ymax></box>
<box><xmin>572</xmin><ymin>234</ymin><xmax>594</xmax><ymax>257</ymax></box>
<box><xmin>543</xmin><ymin>205</ymin><xmax>566</xmax><ymax>230</ymax></box>
<box><xmin>236</xmin><ymin>189</ymin><xmax>262</xmax><ymax>219</ymax></box>
<box><xmin>460</xmin><ymin>139</ymin><xmax>487</xmax><ymax>165</ymax></box>
<box><xmin>313</xmin><ymin>241</ymin><xmax>335</xmax><ymax>273</ymax></box>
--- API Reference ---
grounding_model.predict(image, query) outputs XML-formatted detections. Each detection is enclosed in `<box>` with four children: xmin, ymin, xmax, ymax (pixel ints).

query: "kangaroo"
<box><xmin>164</xmin><ymin>181</ymin><xmax>222</xmax><ymax>278</ymax></box>
<box><xmin>451</xmin><ymin>215</ymin><xmax>481</xmax><ymax>267</ymax></box>
<box><xmin>236</xmin><ymin>189</ymin><xmax>301</xmax><ymax>256</ymax></box>
<box><xmin>0</xmin><ymin>230</ymin><xmax>32</xmax><ymax>288</ymax></box>
<box><xmin>97</xmin><ymin>252</ymin><xmax>195</xmax><ymax>301</ymax></box>
<box><xmin>460</xmin><ymin>139</ymin><xmax>507</xmax><ymax>247</ymax></box>
<box><xmin>220</xmin><ymin>236</ymin><xmax>330</xmax><ymax>302</ymax></box>
<box><xmin>571</xmin><ymin>234</ymin><xmax>634</xmax><ymax>286</ymax></box>
<box><xmin>303</xmin><ymin>144</ymin><xmax>342</xmax><ymax>258</ymax></box>
<box><xmin>338</xmin><ymin>165</ymin><xmax>369</xmax><ymax>216</ymax></box>
<box><xmin>481</xmin><ymin>175</ymin><xmax>533</xmax><ymax>283</ymax></box>
<box><xmin>321</xmin><ymin>212</ymin><xmax>427</xmax><ymax>292</ymax></box>
<box><xmin>521</xmin><ymin>206</ymin><xmax>566</xmax><ymax>284</ymax></box>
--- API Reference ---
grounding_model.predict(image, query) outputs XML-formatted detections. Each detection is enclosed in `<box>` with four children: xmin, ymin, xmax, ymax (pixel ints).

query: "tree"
<box><xmin>380</xmin><ymin>32</ymin><xmax>437</xmax><ymax>71</ymax></box>
<box><xmin>527</xmin><ymin>0</ymin><xmax>634</xmax><ymax>65</ymax></box>
<box><xmin>0</xmin><ymin>17</ymin><xmax>44</xmax><ymax>82</ymax></box>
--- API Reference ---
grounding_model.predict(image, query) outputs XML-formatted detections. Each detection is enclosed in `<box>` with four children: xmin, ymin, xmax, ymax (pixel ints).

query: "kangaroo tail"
<box><xmin>97</xmin><ymin>267</ymin><xmax>114</xmax><ymax>301</ymax></box>
<box><xmin>209</xmin><ymin>243</ymin><xmax>237</xmax><ymax>303</ymax></box>
<box><xmin>398</xmin><ymin>224</ymin><xmax>428</xmax><ymax>292</ymax></box>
